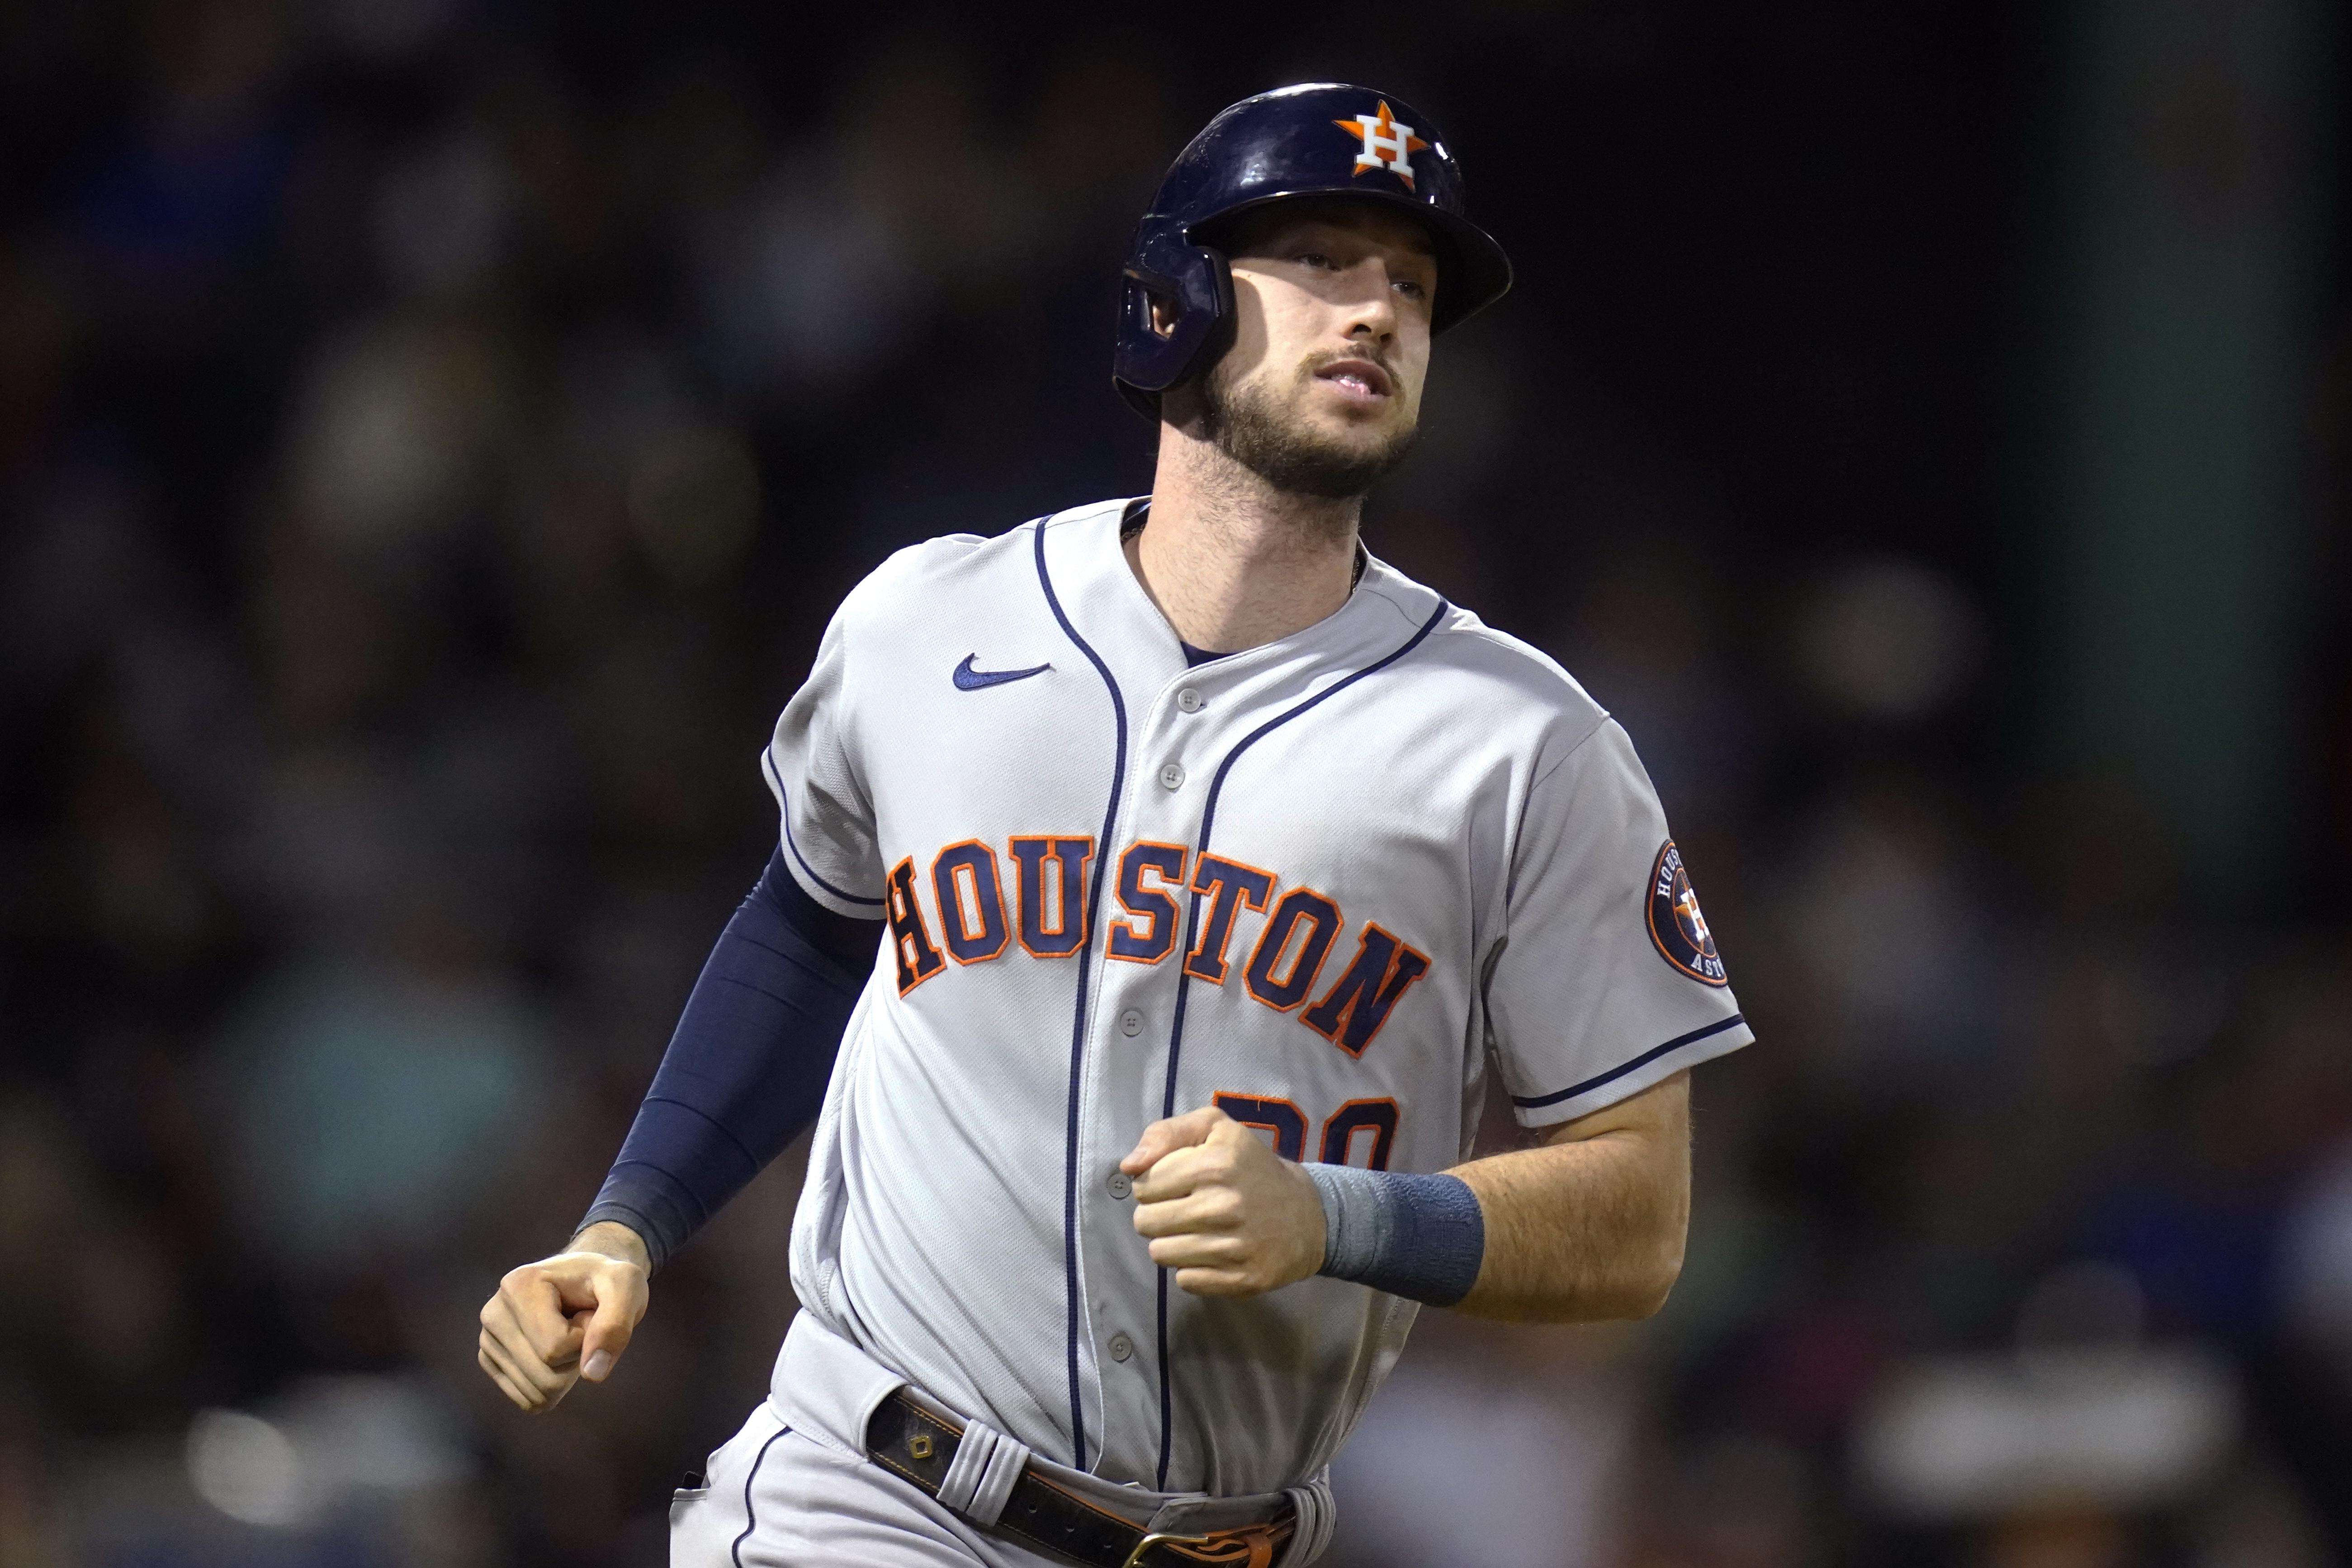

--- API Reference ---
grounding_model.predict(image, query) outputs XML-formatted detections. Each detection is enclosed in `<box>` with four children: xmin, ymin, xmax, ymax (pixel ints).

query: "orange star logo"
<box><xmin>1676</xmin><ymin>887</ymin><xmax>1712</xmax><ymax>948</ymax></box>
<box><xmin>1332</xmin><ymin>101</ymin><xmax>1429</xmax><ymax>190</ymax></box>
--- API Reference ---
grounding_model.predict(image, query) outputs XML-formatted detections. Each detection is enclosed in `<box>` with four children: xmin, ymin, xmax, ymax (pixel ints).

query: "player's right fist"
<box><xmin>476</xmin><ymin>1221</ymin><xmax>651</xmax><ymax>1414</ymax></box>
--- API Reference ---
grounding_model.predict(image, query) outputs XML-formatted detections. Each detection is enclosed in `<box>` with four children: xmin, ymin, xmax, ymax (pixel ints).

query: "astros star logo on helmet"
<box><xmin>1332</xmin><ymin>101</ymin><xmax>1429</xmax><ymax>190</ymax></box>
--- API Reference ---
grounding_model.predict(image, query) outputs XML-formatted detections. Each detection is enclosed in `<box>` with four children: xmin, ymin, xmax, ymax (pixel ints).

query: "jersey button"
<box><xmin>1119</xmin><ymin>1009</ymin><xmax>1144</xmax><ymax>1037</ymax></box>
<box><xmin>1107</xmin><ymin>1171</ymin><xmax>1131</xmax><ymax>1200</ymax></box>
<box><xmin>1158</xmin><ymin>763</ymin><xmax>1185</xmax><ymax>791</ymax></box>
<box><xmin>1108</xmin><ymin>1333</ymin><xmax>1134</xmax><ymax>1363</ymax></box>
<box><xmin>1176</xmin><ymin>688</ymin><xmax>1203</xmax><ymax>713</ymax></box>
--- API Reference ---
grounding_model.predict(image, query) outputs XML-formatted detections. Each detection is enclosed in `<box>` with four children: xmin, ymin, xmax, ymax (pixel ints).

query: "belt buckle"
<box><xmin>1122</xmin><ymin>1532</ymin><xmax>1213</xmax><ymax>1568</ymax></box>
<box><xmin>1120</xmin><ymin>1522</ymin><xmax>1284</xmax><ymax>1568</ymax></box>
<box><xmin>1124</xmin><ymin>1533</ymin><xmax>1223</xmax><ymax>1568</ymax></box>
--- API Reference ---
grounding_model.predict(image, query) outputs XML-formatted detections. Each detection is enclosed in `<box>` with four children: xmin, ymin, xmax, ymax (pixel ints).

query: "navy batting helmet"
<box><xmin>1112</xmin><ymin>83</ymin><xmax>1512</xmax><ymax>420</ymax></box>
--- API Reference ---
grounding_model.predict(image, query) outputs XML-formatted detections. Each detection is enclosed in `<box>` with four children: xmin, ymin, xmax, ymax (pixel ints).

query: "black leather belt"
<box><xmin>864</xmin><ymin>1390</ymin><xmax>1293</xmax><ymax>1568</ymax></box>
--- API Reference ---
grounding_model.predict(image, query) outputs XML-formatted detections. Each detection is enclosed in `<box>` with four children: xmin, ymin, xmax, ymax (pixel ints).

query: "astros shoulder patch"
<box><xmin>1647</xmin><ymin>841</ymin><xmax>1727</xmax><ymax>986</ymax></box>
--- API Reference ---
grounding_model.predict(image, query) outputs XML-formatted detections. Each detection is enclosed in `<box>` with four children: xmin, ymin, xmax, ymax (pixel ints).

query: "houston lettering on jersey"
<box><xmin>882</xmin><ymin>836</ymin><xmax>1431</xmax><ymax>1054</ymax></box>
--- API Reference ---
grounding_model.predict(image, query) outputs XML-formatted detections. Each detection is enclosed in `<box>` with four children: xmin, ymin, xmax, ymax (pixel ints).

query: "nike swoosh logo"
<box><xmin>953</xmin><ymin>654</ymin><xmax>1053</xmax><ymax>691</ymax></box>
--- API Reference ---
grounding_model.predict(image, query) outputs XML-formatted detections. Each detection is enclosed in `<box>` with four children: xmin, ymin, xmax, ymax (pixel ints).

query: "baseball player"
<box><xmin>477</xmin><ymin>84</ymin><xmax>1751</xmax><ymax>1568</ymax></box>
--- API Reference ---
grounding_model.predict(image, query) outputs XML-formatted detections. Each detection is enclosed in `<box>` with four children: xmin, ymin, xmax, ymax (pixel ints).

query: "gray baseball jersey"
<box><xmin>763</xmin><ymin>496</ymin><xmax>1751</xmax><ymax>1500</ymax></box>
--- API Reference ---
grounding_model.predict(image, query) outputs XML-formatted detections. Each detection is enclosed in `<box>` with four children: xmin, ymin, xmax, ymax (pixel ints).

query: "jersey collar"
<box><xmin>1036</xmin><ymin>497</ymin><xmax>1442</xmax><ymax>690</ymax></box>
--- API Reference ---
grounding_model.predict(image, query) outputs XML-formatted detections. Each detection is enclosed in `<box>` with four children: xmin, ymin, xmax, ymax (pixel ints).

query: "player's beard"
<box><xmin>1200</xmin><ymin>351</ymin><xmax>1419</xmax><ymax>501</ymax></box>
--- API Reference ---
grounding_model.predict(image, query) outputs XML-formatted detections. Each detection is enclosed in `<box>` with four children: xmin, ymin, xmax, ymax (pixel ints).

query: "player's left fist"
<box><xmin>1122</xmin><ymin>1106</ymin><xmax>1326</xmax><ymax>1298</ymax></box>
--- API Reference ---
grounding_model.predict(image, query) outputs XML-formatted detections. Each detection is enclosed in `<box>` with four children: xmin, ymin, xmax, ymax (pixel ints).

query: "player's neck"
<box><xmin>1130</xmin><ymin>426</ymin><xmax>1362</xmax><ymax>655</ymax></box>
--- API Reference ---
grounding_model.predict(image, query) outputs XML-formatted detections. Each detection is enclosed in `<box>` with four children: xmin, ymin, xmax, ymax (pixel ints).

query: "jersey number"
<box><xmin>1211</xmin><ymin>1093</ymin><xmax>1399</xmax><ymax>1170</ymax></box>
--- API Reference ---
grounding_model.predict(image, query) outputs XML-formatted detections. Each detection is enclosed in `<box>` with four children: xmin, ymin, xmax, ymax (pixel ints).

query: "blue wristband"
<box><xmin>1302</xmin><ymin>1164</ymin><xmax>1486</xmax><ymax>1307</ymax></box>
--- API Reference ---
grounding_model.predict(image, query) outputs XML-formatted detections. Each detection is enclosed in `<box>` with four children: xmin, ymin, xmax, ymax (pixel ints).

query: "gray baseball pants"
<box><xmin>671</xmin><ymin>1312</ymin><xmax>1333</xmax><ymax>1567</ymax></box>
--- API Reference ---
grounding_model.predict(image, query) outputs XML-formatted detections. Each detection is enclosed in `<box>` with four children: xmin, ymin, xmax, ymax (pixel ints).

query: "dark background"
<box><xmin>3</xmin><ymin>2</ymin><xmax>2349</xmax><ymax>1565</ymax></box>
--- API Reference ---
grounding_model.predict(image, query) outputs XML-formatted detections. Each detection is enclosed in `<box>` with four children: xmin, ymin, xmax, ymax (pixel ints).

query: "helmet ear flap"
<box><xmin>1112</xmin><ymin>213</ymin><xmax>1235</xmax><ymax>419</ymax></box>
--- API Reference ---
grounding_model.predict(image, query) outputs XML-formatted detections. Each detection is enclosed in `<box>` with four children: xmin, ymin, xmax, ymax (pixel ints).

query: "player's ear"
<box><xmin>1149</xmin><ymin>293</ymin><xmax>1181</xmax><ymax>340</ymax></box>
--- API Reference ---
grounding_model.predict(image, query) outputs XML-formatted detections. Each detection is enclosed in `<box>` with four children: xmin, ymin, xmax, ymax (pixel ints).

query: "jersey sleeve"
<box><xmin>1483</xmin><ymin>718</ymin><xmax>1753</xmax><ymax>1127</ymax></box>
<box><xmin>760</xmin><ymin>607</ymin><xmax>888</xmax><ymax>918</ymax></box>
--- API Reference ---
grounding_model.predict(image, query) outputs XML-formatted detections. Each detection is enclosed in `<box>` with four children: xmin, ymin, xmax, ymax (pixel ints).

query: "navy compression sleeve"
<box><xmin>578</xmin><ymin>850</ymin><xmax>882</xmax><ymax>1271</ymax></box>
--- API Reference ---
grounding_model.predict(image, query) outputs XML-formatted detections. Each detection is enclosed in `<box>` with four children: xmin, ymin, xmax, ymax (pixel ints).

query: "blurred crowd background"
<box><xmin>3</xmin><ymin>2</ymin><xmax>2349</xmax><ymax>1565</ymax></box>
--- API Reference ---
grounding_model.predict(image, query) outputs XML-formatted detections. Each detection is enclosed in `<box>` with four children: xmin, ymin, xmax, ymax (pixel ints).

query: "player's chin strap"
<box><xmin>866</xmin><ymin>1390</ymin><xmax>1299</xmax><ymax>1568</ymax></box>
